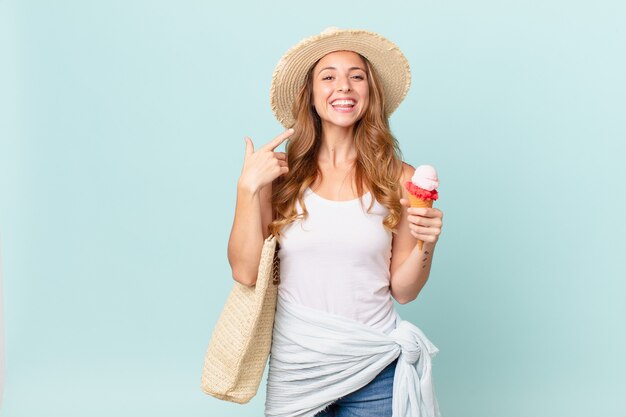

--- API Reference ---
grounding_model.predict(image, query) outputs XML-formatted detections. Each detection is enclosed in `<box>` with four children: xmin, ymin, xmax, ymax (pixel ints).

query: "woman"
<box><xmin>228</xmin><ymin>28</ymin><xmax>444</xmax><ymax>417</ymax></box>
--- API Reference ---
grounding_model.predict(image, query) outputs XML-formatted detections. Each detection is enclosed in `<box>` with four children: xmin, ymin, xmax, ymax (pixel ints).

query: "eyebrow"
<box><xmin>317</xmin><ymin>66</ymin><xmax>366</xmax><ymax>75</ymax></box>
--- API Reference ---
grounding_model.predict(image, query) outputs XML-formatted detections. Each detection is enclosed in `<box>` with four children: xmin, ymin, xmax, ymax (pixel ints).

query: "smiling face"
<box><xmin>311</xmin><ymin>50</ymin><xmax>370</xmax><ymax>131</ymax></box>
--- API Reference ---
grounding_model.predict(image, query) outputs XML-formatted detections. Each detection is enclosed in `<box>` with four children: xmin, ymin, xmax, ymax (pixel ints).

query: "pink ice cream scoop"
<box><xmin>405</xmin><ymin>164</ymin><xmax>439</xmax><ymax>201</ymax></box>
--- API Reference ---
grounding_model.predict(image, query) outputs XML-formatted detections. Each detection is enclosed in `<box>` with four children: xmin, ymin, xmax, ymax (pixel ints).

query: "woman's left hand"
<box><xmin>399</xmin><ymin>198</ymin><xmax>444</xmax><ymax>246</ymax></box>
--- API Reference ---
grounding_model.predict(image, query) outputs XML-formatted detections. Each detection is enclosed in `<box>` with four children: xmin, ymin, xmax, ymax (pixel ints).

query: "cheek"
<box><xmin>359</xmin><ymin>94</ymin><xmax>370</xmax><ymax>113</ymax></box>
<box><xmin>360</xmin><ymin>85</ymin><xmax>370</xmax><ymax>101</ymax></box>
<box><xmin>312</xmin><ymin>85</ymin><xmax>332</xmax><ymax>107</ymax></box>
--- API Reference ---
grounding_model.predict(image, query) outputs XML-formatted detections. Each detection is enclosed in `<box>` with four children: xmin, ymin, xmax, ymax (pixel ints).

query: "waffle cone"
<box><xmin>407</xmin><ymin>194</ymin><xmax>433</xmax><ymax>251</ymax></box>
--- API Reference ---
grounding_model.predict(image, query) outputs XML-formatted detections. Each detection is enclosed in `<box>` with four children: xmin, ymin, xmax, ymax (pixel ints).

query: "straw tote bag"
<box><xmin>201</xmin><ymin>234</ymin><xmax>280</xmax><ymax>403</ymax></box>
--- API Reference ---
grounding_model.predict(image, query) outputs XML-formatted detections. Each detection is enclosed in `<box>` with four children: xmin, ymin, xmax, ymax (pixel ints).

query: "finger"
<box><xmin>407</xmin><ymin>215</ymin><xmax>424</xmax><ymax>226</ymax></box>
<box><xmin>409</xmin><ymin>226</ymin><xmax>438</xmax><ymax>240</ymax></box>
<box><xmin>409</xmin><ymin>224</ymin><xmax>429</xmax><ymax>234</ymax></box>
<box><xmin>409</xmin><ymin>229</ymin><xmax>431</xmax><ymax>240</ymax></box>
<box><xmin>428</xmin><ymin>208</ymin><xmax>443</xmax><ymax>218</ymax></box>
<box><xmin>274</xmin><ymin>152</ymin><xmax>287</xmax><ymax>161</ymax></box>
<box><xmin>408</xmin><ymin>207</ymin><xmax>438</xmax><ymax>217</ymax></box>
<box><xmin>262</xmin><ymin>128</ymin><xmax>295</xmax><ymax>152</ymax></box>
<box><xmin>244</xmin><ymin>136</ymin><xmax>254</xmax><ymax>158</ymax></box>
<box><xmin>410</xmin><ymin>224</ymin><xmax>441</xmax><ymax>238</ymax></box>
<box><xmin>399</xmin><ymin>198</ymin><xmax>410</xmax><ymax>208</ymax></box>
<box><xmin>408</xmin><ymin>215</ymin><xmax>442</xmax><ymax>228</ymax></box>
<box><xmin>408</xmin><ymin>207</ymin><xmax>428</xmax><ymax>216</ymax></box>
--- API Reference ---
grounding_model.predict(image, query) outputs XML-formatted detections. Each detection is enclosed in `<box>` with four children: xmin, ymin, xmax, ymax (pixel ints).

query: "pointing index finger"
<box><xmin>262</xmin><ymin>128</ymin><xmax>295</xmax><ymax>152</ymax></box>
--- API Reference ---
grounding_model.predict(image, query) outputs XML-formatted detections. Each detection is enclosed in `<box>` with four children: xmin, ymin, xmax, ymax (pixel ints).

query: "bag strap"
<box><xmin>272</xmin><ymin>241</ymin><xmax>280</xmax><ymax>286</ymax></box>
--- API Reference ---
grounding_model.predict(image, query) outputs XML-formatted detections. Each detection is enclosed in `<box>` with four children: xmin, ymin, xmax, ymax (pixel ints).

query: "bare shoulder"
<box><xmin>401</xmin><ymin>161</ymin><xmax>416</xmax><ymax>186</ymax></box>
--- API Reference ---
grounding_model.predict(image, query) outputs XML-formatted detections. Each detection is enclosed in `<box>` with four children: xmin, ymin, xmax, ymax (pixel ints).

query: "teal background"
<box><xmin>1</xmin><ymin>0</ymin><xmax>625</xmax><ymax>416</ymax></box>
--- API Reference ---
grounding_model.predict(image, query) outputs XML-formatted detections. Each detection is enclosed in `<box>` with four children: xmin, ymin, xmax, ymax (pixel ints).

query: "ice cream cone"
<box><xmin>405</xmin><ymin>164</ymin><xmax>439</xmax><ymax>252</ymax></box>
<box><xmin>408</xmin><ymin>194</ymin><xmax>433</xmax><ymax>250</ymax></box>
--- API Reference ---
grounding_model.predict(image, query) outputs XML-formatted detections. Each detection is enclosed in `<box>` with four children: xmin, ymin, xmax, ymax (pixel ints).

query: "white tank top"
<box><xmin>277</xmin><ymin>187</ymin><xmax>398</xmax><ymax>335</ymax></box>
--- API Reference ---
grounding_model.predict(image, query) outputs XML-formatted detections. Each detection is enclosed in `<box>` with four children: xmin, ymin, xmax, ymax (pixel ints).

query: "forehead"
<box><xmin>314</xmin><ymin>50</ymin><xmax>366</xmax><ymax>70</ymax></box>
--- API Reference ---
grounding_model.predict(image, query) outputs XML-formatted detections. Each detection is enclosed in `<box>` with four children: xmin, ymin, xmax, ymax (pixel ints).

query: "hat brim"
<box><xmin>270</xmin><ymin>28</ymin><xmax>411</xmax><ymax>128</ymax></box>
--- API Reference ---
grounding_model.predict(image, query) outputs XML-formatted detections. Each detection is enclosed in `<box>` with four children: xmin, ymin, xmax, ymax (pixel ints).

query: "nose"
<box><xmin>337</xmin><ymin>76</ymin><xmax>351</xmax><ymax>93</ymax></box>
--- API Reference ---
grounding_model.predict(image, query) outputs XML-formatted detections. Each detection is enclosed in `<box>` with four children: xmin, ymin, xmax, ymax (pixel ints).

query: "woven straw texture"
<box><xmin>201</xmin><ymin>234</ymin><xmax>280</xmax><ymax>403</ymax></box>
<box><xmin>270</xmin><ymin>27</ymin><xmax>411</xmax><ymax>128</ymax></box>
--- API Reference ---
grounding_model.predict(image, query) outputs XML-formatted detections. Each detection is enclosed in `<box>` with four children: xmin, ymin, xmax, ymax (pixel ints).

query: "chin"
<box><xmin>332</xmin><ymin>119</ymin><xmax>358</xmax><ymax>128</ymax></box>
<box><xmin>323</xmin><ymin>114</ymin><xmax>365</xmax><ymax>129</ymax></box>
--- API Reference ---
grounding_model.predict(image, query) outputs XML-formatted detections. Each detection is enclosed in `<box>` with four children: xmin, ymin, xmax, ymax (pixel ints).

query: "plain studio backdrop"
<box><xmin>1</xmin><ymin>1</ymin><xmax>624</xmax><ymax>416</ymax></box>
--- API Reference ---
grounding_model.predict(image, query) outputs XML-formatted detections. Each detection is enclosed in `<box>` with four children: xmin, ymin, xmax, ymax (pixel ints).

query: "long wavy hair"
<box><xmin>269</xmin><ymin>53</ymin><xmax>405</xmax><ymax>238</ymax></box>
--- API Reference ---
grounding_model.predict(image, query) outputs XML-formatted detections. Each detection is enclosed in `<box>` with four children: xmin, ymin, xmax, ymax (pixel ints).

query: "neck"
<box><xmin>318</xmin><ymin>123</ymin><xmax>357</xmax><ymax>168</ymax></box>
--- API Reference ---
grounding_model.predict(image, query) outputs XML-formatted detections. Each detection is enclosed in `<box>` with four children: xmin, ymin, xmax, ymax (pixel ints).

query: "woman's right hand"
<box><xmin>239</xmin><ymin>128</ymin><xmax>294</xmax><ymax>192</ymax></box>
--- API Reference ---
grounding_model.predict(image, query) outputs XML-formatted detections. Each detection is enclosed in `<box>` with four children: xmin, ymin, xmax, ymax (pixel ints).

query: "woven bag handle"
<box><xmin>272</xmin><ymin>239</ymin><xmax>280</xmax><ymax>286</ymax></box>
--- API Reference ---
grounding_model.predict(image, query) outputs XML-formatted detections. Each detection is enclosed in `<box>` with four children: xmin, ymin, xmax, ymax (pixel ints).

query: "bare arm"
<box><xmin>227</xmin><ymin>129</ymin><xmax>293</xmax><ymax>286</ymax></box>
<box><xmin>227</xmin><ymin>182</ymin><xmax>266</xmax><ymax>286</ymax></box>
<box><xmin>389</xmin><ymin>162</ymin><xmax>444</xmax><ymax>303</ymax></box>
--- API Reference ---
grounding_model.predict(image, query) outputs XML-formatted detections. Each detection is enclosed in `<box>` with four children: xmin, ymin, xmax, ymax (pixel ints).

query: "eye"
<box><xmin>322</xmin><ymin>75</ymin><xmax>334</xmax><ymax>80</ymax></box>
<box><xmin>351</xmin><ymin>74</ymin><xmax>365</xmax><ymax>80</ymax></box>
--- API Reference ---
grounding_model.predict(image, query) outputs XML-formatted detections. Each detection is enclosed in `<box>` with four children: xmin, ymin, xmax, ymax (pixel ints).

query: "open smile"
<box><xmin>330</xmin><ymin>99</ymin><xmax>357</xmax><ymax>113</ymax></box>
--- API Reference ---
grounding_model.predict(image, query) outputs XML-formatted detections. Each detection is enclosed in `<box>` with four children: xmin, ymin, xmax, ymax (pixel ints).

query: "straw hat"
<box><xmin>270</xmin><ymin>27</ymin><xmax>411</xmax><ymax>128</ymax></box>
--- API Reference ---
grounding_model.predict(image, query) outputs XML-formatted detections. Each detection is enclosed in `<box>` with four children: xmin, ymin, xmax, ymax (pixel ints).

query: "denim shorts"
<box><xmin>313</xmin><ymin>358</ymin><xmax>398</xmax><ymax>417</ymax></box>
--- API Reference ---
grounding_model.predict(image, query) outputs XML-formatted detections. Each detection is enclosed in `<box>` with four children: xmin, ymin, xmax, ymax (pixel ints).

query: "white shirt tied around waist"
<box><xmin>277</xmin><ymin>187</ymin><xmax>398</xmax><ymax>335</ymax></box>
<box><xmin>265</xmin><ymin>295</ymin><xmax>441</xmax><ymax>417</ymax></box>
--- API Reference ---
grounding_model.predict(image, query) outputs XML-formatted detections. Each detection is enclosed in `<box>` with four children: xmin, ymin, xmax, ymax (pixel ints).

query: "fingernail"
<box><xmin>289</xmin><ymin>128</ymin><xmax>294</xmax><ymax>132</ymax></box>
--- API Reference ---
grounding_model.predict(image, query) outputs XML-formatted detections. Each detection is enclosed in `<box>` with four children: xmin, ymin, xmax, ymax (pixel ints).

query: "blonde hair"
<box><xmin>269</xmin><ymin>53</ymin><xmax>405</xmax><ymax>238</ymax></box>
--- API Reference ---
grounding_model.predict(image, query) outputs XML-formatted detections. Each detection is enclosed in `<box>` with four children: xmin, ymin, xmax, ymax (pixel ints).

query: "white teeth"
<box><xmin>331</xmin><ymin>99</ymin><xmax>355</xmax><ymax>106</ymax></box>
